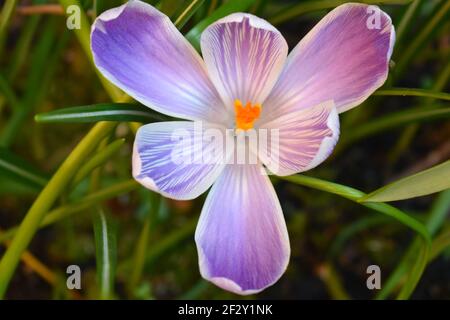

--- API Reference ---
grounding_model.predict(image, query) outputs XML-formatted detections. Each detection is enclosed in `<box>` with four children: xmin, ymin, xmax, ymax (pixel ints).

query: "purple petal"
<box><xmin>201</xmin><ymin>13</ymin><xmax>288</xmax><ymax>110</ymax></box>
<box><xmin>261</xmin><ymin>3</ymin><xmax>395</xmax><ymax>121</ymax></box>
<box><xmin>133</xmin><ymin>121</ymin><xmax>230</xmax><ymax>200</ymax></box>
<box><xmin>258</xmin><ymin>101</ymin><xmax>339</xmax><ymax>176</ymax></box>
<box><xmin>195</xmin><ymin>164</ymin><xmax>290</xmax><ymax>295</ymax></box>
<box><xmin>91</xmin><ymin>0</ymin><xmax>226</xmax><ymax>122</ymax></box>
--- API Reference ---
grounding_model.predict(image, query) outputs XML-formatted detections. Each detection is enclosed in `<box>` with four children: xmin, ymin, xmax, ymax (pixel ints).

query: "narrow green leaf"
<box><xmin>174</xmin><ymin>0</ymin><xmax>206</xmax><ymax>29</ymax></box>
<box><xmin>35</xmin><ymin>103</ymin><xmax>172</xmax><ymax>123</ymax></box>
<box><xmin>0</xmin><ymin>72</ymin><xmax>19</xmax><ymax>111</ymax></box>
<box><xmin>0</xmin><ymin>122</ymin><xmax>115</xmax><ymax>298</ymax></box>
<box><xmin>394</xmin><ymin>0</ymin><xmax>420</xmax><ymax>46</ymax></box>
<box><xmin>395</xmin><ymin>0</ymin><xmax>450</xmax><ymax>75</ymax></box>
<box><xmin>376</xmin><ymin>190</ymin><xmax>450</xmax><ymax>299</ymax></box>
<box><xmin>0</xmin><ymin>0</ymin><xmax>19</xmax><ymax>55</ymax></box>
<box><xmin>429</xmin><ymin>228</ymin><xmax>450</xmax><ymax>262</ymax></box>
<box><xmin>0</xmin><ymin>180</ymin><xmax>139</xmax><ymax>244</ymax></box>
<box><xmin>72</xmin><ymin>139</ymin><xmax>125</xmax><ymax>185</ymax></box>
<box><xmin>185</xmin><ymin>0</ymin><xmax>258</xmax><ymax>49</ymax></box>
<box><xmin>269</xmin><ymin>0</ymin><xmax>414</xmax><ymax>25</ymax></box>
<box><xmin>93</xmin><ymin>210</ymin><xmax>117</xmax><ymax>300</ymax></box>
<box><xmin>0</xmin><ymin>147</ymin><xmax>48</xmax><ymax>190</ymax></box>
<box><xmin>279</xmin><ymin>175</ymin><xmax>430</xmax><ymax>243</ymax></box>
<box><xmin>362</xmin><ymin>160</ymin><xmax>450</xmax><ymax>202</ymax></box>
<box><xmin>373</xmin><ymin>88</ymin><xmax>450</xmax><ymax>101</ymax></box>
<box><xmin>396</xmin><ymin>238</ymin><xmax>429</xmax><ymax>300</ymax></box>
<box><xmin>337</xmin><ymin>107</ymin><xmax>450</xmax><ymax>151</ymax></box>
<box><xmin>58</xmin><ymin>0</ymin><xmax>124</xmax><ymax>101</ymax></box>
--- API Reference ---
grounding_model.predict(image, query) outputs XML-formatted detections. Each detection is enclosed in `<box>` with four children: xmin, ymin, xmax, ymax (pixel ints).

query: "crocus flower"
<box><xmin>91</xmin><ymin>0</ymin><xmax>394</xmax><ymax>294</ymax></box>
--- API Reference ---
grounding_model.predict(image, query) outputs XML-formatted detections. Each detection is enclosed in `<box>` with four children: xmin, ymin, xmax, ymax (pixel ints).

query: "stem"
<box><xmin>0</xmin><ymin>122</ymin><xmax>115</xmax><ymax>297</ymax></box>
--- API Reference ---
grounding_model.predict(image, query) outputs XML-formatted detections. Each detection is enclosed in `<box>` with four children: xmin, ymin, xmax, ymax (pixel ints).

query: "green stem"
<box><xmin>0</xmin><ymin>122</ymin><xmax>115</xmax><ymax>298</ymax></box>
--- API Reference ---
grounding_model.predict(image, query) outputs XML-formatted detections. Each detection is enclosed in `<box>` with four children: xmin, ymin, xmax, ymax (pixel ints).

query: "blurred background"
<box><xmin>0</xmin><ymin>0</ymin><xmax>449</xmax><ymax>299</ymax></box>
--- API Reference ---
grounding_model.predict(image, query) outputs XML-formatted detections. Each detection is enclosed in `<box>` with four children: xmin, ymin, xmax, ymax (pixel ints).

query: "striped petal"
<box><xmin>133</xmin><ymin>121</ymin><xmax>231</xmax><ymax>200</ymax></box>
<box><xmin>260</xmin><ymin>3</ymin><xmax>395</xmax><ymax>121</ymax></box>
<box><xmin>91</xmin><ymin>0</ymin><xmax>226</xmax><ymax>122</ymax></box>
<box><xmin>201</xmin><ymin>13</ymin><xmax>288</xmax><ymax>113</ymax></box>
<box><xmin>195</xmin><ymin>163</ymin><xmax>290</xmax><ymax>295</ymax></box>
<box><xmin>257</xmin><ymin>101</ymin><xmax>339</xmax><ymax>176</ymax></box>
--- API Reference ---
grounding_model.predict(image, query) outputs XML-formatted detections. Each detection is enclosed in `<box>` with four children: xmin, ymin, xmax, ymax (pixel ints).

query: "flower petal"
<box><xmin>195</xmin><ymin>163</ymin><xmax>290</xmax><ymax>295</ymax></box>
<box><xmin>257</xmin><ymin>100</ymin><xmax>339</xmax><ymax>176</ymax></box>
<box><xmin>201</xmin><ymin>13</ymin><xmax>288</xmax><ymax>111</ymax></box>
<box><xmin>261</xmin><ymin>3</ymin><xmax>395</xmax><ymax>121</ymax></box>
<box><xmin>91</xmin><ymin>0</ymin><xmax>225</xmax><ymax>122</ymax></box>
<box><xmin>133</xmin><ymin>121</ymin><xmax>231</xmax><ymax>200</ymax></box>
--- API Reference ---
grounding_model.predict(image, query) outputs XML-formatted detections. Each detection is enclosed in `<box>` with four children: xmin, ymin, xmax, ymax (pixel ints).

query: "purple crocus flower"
<box><xmin>91</xmin><ymin>0</ymin><xmax>395</xmax><ymax>295</ymax></box>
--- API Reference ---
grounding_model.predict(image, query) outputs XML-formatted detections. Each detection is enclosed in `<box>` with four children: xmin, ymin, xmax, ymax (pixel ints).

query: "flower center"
<box><xmin>234</xmin><ymin>99</ymin><xmax>261</xmax><ymax>131</ymax></box>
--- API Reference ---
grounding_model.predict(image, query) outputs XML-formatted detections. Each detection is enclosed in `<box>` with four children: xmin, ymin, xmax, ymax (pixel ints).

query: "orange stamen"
<box><xmin>234</xmin><ymin>99</ymin><xmax>261</xmax><ymax>130</ymax></box>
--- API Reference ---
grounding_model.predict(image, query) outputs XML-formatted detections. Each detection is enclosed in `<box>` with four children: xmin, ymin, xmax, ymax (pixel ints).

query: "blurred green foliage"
<box><xmin>0</xmin><ymin>0</ymin><xmax>449</xmax><ymax>299</ymax></box>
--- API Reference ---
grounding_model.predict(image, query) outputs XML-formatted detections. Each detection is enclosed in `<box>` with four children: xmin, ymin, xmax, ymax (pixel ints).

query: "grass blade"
<box><xmin>93</xmin><ymin>210</ymin><xmax>117</xmax><ymax>299</ymax></box>
<box><xmin>373</xmin><ymin>88</ymin><xmax>450</xmax><ymax>100</ymax></box>
<box><xmin>269</xmin><ymin>0</ymin><xmax>414</xmax><ymax>25</ymax></box>
<box><xmin>185</xmin><ymin>0</ymin><xmax>258</xmax><ymax>49</ymax></box>
<box><xmin>72</xmin><ymin>139</ymin><xmax>125</xmax><ymax>186</ymax></box>
<box><xmin>174</xmin><ymin>0</ymin><xmax>205</xmax><ymax>29</ymax></box>
<box><xmin>337</xmin><ymin>106</ymin><xmax>450</xmax><ymax>152</ymax></box>
<box><xmin>0</xmin><ymin>122</ymin><xmax>115</xmax><ymax>298</ymax></box>
<box><xmin>362</xmin><ymin>160</ymin><xmax>450</xmax><ymax>202</ymax></box>
<box><xmin>279</xmin><ymin>175</ymin><xmax>430</xmax><ymax>242</ymax></box>
<box><xmin>35</xmin><ymin>103</ymin><xmax>172</xmax><ymax>123</ymax></box>
<box><xmin>0</xmin><ymin>147</ymin><xmax>48</xmax><ymax>190</ymax></box>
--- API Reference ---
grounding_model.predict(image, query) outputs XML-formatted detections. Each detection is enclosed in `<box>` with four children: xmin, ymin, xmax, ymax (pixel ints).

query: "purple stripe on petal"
<box><xmin>133</xmin><ymin>121</ymin><xmax>230</xmax><ymax>200</ymax></box>
<box><xmin>257</xmin><ymin>100</ymin><xmax>339</xmax><ymax>176</ymax></box>
<box><xmin>91</xmin><ymin>0</ymin><xmax>226</xmax><ymax>122</ymax></box>
<box><xmin>201</xmin><ymin>13</ymin><xmax>288</xmax><ymax>109</ymax></box>
<box><xmin>195</xmin><ymin>163</ymin><xmax>290</xmax><ymax>295</ymax></box>
<box><xmin>261</xmin><ymin>3</ymin><xmax>395</xmax><ymax>121</ymax></box>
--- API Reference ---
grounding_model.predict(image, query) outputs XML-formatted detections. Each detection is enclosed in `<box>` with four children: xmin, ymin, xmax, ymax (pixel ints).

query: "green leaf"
<box><xmin>279</xmin><ymin>175</ymin><xmax>430</xmax><ymax>243</ymax></box>
<box><xmin>93</xmin><ymin>210</ymin><xmax>117</xmax><ymax>300</ymax></box>
<box><xmin>430</xmin><ymin>228</ymin><xmax>450</xmax><ymax>262</ymax></box>
<box><xmin>35</xmin><ymin>103</ymin><xmax>172</xmax><ymax>123</ymax></box>
<box><xmin>0</xmin><ymin>180</ymin><xmax>139</xmax><ymax>244</ymax></box>
<box><xmin>0</xmin><ymin>147</ymin><xmax>48</xmax><ymax>190</ymax></box>
<box><xmin>269</xmin><ymin>0</ymin><xmax>414</xmax><ymax>25</ymax></box>
<box><xmin>362</xmin><ymin>160</ymin><xmax>450</xmax><ymax>202</ymax></box>
<box><xmin>396</xmin><ymin>238</ymin><xmax>429</xmax><ymax>300</ymax></box>
<box><xmin>58</xmin><ymin>0</ymin><xmax>124</xmax><ymax>101</ymax></box>
<box><xmin>185</xmin><ymin>0</ymin><xmax>258</xmax><ymax>49</ymax></box>
<box><xmin>337</xmin><ymin>107</ymin><xmax>450</xmax><ymax>151</ymax></box>
<box><xmin>373</xmin><ymin>88</ymin><xmax>450</xmax><ymax>101</ymax></box>
<box><xmin>72</xmin><ymin>139</ymin><xmax>125</xmax><ymax>186</ymax></box>
<box><xmin>376</xmin><ymin>190</ymin><xmax>450</xmax><ymax>299</ymax></box>
<box><xmin>174</xmin><ymin>0</ymin><xmax>206</xmax><ymax>29</ymax></box>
